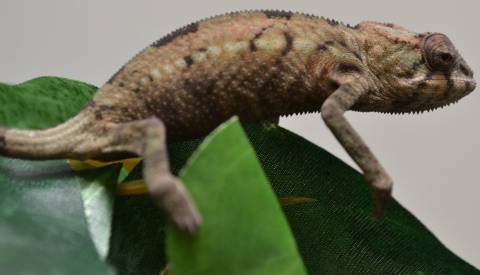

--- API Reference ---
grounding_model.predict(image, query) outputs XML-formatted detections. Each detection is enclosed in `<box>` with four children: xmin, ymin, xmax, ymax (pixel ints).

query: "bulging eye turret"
<box><xmin>422</xmin><ymin>33</ymin><xmax>459</xmax><ymax>72</ymax></box>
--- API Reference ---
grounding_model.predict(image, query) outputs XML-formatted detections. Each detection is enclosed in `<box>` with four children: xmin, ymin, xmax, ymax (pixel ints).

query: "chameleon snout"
<box><xmin>466</xmin><ymin>78</ymin><xmax>476</xmax><ymax>93</ymax></box>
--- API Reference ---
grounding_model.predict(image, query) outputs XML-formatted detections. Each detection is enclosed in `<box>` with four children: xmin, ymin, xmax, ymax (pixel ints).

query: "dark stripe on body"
<box><xmin>444</xmin><ymin>72</ymin><xmax>454</xmax><ymax>97</ymax></box>
<box><xmin>250</xmin><ymin>40</ymin><xmax>257</xmax><ymax>52</ymax></box>
<box><xmin>282</xmin><ymin>32</ymin><xmax>293</xmax><ymax>56</ymax></box>
<box><xmin>250</xmin><ymin>28</ymin><xmax>268</xmax><ymax>52</ymax></box>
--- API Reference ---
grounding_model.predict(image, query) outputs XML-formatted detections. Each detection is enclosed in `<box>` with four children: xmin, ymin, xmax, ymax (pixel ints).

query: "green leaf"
<box><xmin>0</xmin><ymin>159</ymin><xmax>115</xmax><ymax>275</ymax></box>
<box><xmin>80</xmin><ymin>168</ymin><xmax>118</xmax><ymax>260</ymax></box>
<box><xmin>0</xmin><ymin>77</ymin><xmax>96</xmax><ymax>129</ymax></box>
<box><xmin>0</xmin><ymin>77</ymin><xmax>113</xmax><ymax>275</ymax></box>
<box><xmin>166</xmin><ymin>118</ymin><xmax>308</xmax><ymax>275</ymax></box>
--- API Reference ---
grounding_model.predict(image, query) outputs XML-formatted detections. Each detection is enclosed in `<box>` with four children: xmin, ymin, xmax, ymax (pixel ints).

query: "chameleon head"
<box><xmin>355</xmin><ymin>23</ymin><xmax>476</xmax><ymax>114</ymax></box>
<box><xmin>404</xmin><ymin>33</ymin><xmax>476</xmax><ymax>112</ymax></box>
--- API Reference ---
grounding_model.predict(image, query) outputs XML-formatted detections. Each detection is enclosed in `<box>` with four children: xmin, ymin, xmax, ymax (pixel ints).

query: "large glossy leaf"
<box><xmin>0</xmin><ymin>78</ymin><xmax>114</xmax><ymax>275</ymax></box>
<box><xmin>166</xmin><ymin>118</ymin><xmax>308</xmax><ymax>275</ymax></box>
<box><xmin>245</xmin><ymin>123</ymin><xmax>480</xmax><ymax>274</ymax></box>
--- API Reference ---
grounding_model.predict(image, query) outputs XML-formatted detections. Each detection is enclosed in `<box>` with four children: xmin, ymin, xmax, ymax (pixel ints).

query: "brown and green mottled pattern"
<box><xmin>0</xmin><ymin>10</ymin><xmax>476</xmax><ymax>233</ymax></box>
<box><xmin>99</xmin><ymin>11</ymin><xmax>366</xmax><ymax>140</ymax></box>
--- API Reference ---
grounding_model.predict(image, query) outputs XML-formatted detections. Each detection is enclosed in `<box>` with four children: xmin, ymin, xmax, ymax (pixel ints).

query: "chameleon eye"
<box><xmin>422</xmin><ymin>33</ymin><xmax>458</xmax><ymax>72</ymax></box>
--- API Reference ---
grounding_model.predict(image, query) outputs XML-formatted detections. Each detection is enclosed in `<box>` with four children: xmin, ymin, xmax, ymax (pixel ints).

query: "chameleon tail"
<box><xmin>0</xmin><ymin>111</ymin><xmax>93</xmax><ymax>160</ymax></box>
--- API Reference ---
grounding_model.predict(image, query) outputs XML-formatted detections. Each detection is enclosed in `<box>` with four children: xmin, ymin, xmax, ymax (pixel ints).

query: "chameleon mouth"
<box><xmin>354</xmin><ymin>75</ymin><xmax>475</xmax><ymax>116</ymax></box>
<box><xmin>379</xmin><ymin>78</ymin><xmax>475</xmax><ymax>115</ymax></box>
<box><xmin>383</xmin><ymin>99</ymin><xmax>461</xmax><ymax>115</ymax></box>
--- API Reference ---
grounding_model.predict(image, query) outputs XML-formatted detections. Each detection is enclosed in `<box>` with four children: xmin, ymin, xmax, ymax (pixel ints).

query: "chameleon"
<box><xmin>0</xmin><ymin>10</ymin><xmax>475</xmax><ymax>234</ymax></box>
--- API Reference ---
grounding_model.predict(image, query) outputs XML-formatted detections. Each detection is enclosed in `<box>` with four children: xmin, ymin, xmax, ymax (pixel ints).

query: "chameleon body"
<box><xmin>0</xmin><ymin>10</ymin><xmax>476</xmax><ymax>233</ymax></box>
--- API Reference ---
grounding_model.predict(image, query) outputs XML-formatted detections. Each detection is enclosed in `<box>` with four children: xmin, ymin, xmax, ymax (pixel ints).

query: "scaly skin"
<box><xmin>0</xmin><ymin>10</ymin><xmax>476</xmax><ymax>233</ymax></box>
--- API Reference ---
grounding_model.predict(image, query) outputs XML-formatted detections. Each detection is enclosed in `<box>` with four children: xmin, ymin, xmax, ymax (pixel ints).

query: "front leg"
<box><xmin>321</xmin><ymin>82</ymin><xmax>393</xmax><ymax>218</ymax></box>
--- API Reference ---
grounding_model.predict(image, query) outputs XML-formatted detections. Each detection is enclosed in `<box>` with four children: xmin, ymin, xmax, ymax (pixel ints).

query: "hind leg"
<box><xmin>97</xmin><ymin>117</ymin><xmax>201</xmax><ymax>234</ymax></box>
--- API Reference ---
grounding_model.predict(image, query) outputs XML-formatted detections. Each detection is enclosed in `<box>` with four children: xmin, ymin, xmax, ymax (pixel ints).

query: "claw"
<box><xmin>172</xmin><ymin>205</ymin><xmax>202</xmax><ymax>235</ymax></box>
<box><xmin>149</xmin><ymin>175</ymin><xmax>202</xmax><ymax>235</ymax></box>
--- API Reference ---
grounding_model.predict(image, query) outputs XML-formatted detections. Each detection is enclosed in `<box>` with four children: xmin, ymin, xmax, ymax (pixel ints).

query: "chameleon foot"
<box><xmin>148</xmin><ymin>174</ymin><xmax>202</xmax><ymax>234</ymax></box>
<box><xmin>371</xmin><ymin>176</ymin><xmax>393</xmax><ymax>219</ymax></box>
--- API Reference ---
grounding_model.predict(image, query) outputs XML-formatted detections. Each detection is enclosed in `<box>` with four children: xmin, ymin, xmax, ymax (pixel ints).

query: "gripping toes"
<box><xmin>148</xmin><ymin>174</ymin><xmax>202</xmax><ymax>234</ymax></box>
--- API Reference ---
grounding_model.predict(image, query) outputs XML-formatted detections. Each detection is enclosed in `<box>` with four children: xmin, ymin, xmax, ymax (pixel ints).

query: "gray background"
<box><xmin>1</xmin><ymin>0</ymin><xmax>478</xmax><ymax>268</ymax></box>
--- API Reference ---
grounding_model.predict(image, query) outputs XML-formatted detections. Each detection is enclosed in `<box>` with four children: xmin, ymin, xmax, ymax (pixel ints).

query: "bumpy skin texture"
<box><xmin>0</xmin><ymin>10</ymin><xmax>476</xmax><ymax>233</ymax></box>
